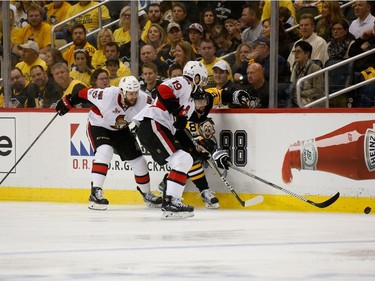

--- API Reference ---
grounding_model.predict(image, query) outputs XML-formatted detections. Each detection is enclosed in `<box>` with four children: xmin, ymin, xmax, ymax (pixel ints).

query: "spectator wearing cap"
<box><xmin>69</xmin><ymin>49</ymin><xmax>94</xmax><ymax>86</ymax></box>
<box><xmin>199</xmin><ymin>38</ymin><xmax>234</xmax><ymax>88</ymax></box>
<box><xmin>13</xmin><ymin>4</ymin><xmax>52</xmax><ymax>60</ymax></box>
<box><xmin>188</xmin><ymin>23</ymin><xmax>204</xmax><ymax>59</ymax></box>
<box><xmin>105</xmin><ymin>57</ymin><xmax>122</xmax><ymax>87</ymax></box>
<box><xmin>249</xmin><ymin>36</ymin><xmax>290</xmax><ymax>83</ymax></box>
<box><xmin>140</xmin><ymin>3</ymin><xmax>169</xmax><ymax>43</ymax></box>
<box><xmin>16</xmin><ymin>40</ymin><xmax>47</xmax><ymax>82</ymax></box>
<box><xmin>171</xmin><ymin>2</ymin><xmax>191</xmax><ymax>41</ymax></box>
<box><xmin>139</xmin><ymin>44</ymin><xmax>169</xmax><ymax>79</ymax></box>
<box><xmin>103</xmin><ymin>42</ymin><xmax>131</xmax><ymax>78</ymax></box>
<box><xmin>159</xmin><ymin>22</ymin><xmax>183</xmax><ymax>67</ymax></box>
<box><xmin>240</xmin><ymin>3</ymin><xmax>263</xmax><ymax>44</ymax></box>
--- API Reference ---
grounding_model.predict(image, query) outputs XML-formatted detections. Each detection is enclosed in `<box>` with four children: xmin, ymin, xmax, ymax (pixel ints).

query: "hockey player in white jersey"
<box><xmin>55</xmin><ymin>76</ymin><xmax>162</xmax><ymax>210</ymax></box>
<box><xmin>134</xmin><ymin>61</ymin><xmax>210</xmax><ymax>219</ymax></box>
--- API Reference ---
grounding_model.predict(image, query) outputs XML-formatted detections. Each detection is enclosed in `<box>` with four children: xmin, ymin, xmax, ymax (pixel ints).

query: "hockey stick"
<box><xmin>0</xmin><ymin>112</ymin><xmax>59</xmax><ymax>185</ymax></box>
<box><xmin>183</xmin><ymin>129</ymin><xmax>264</xmax><ymax>207</ymax></box>
<box><xmin>229</xmin><ymin>165</ymin><xmax>340</xmax><ymax>208</ymax></box>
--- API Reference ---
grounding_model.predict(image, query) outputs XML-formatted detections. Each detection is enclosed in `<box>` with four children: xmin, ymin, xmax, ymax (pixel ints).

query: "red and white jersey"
<box><xmin>79</xmin><ymin>86</ymin><xmax>152</xmax><ymax>131</ymax></box>
<box><xmin>134</xmin><ymin>76</ymin><xmax>195</xmax><ymax>134</ymax></box>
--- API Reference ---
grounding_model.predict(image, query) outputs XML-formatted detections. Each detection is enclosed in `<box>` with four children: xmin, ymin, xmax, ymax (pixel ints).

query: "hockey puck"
<box><xmin>364</xmin><ymin>207</ymin><xmax>371</xmax><ymax>214</ymax></box>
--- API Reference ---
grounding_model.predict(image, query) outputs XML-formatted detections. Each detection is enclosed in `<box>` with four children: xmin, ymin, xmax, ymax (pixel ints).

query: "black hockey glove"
<box><xmin>212</xmin><ymin>149</ymin><xmax>230</xmax><ymax>170</ymax></box>
<box><xmin>172</xmin><ymin>105</ymin><xmax>188</xmax><ymax>130</ymax></box>
<box><xmin>233</xmin><ymin>90</ymin><xmax>251</xmax><ymax>107</ymax></box>
<box><xmin>55</xmin><ymin>94</ymin><xmax>73</xmax><ymax>116</ymax></box>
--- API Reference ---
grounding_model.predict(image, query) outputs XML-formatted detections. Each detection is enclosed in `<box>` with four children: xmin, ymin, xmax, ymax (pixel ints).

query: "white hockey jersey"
<box><xmin>133</xmin><ymin>76</ymin><xmax>195</xmax><ymax>135</ymax></box>
<box><xmin>79</xmin><ymin>86</ymin><xmax>153</xmax><ymax>131</ymax></box>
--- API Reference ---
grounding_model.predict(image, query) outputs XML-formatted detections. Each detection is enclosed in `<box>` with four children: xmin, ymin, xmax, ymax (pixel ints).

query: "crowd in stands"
<box><xmin>0</xmin><ymin>0</ymin><xmax>375</xmax><ymax>108</ymax></box>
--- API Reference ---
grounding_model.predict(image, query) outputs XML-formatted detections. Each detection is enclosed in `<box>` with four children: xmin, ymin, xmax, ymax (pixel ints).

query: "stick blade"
<box><xmin>310</xmin><ymin>192</ymin><xmax>340</xmax><ymax>208</ymax></box>
<box><xmin>244</xmin><ymin>195</ymin><xmax>264</xmax><ymax>207</ymax></box>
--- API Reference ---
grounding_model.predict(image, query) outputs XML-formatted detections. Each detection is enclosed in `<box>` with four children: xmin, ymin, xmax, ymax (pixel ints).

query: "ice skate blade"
<box><xmin>204</xmin><ymin>202</ymin><xmax>219</xmax><ymax>209</ymax></box>
<box><xmin>145</xmin><ymin>202</ymin><xmax>162</xmax><ymax>208</ymax></box>
<box><xmin>161</xmin><ymin>211</ymin><xmax>194</xmax><ymax>220</ymax></box>
<box><xmin>88</xmin><ymin>202</ymin><xmax>108</xmax><ymax>211</ymax></box>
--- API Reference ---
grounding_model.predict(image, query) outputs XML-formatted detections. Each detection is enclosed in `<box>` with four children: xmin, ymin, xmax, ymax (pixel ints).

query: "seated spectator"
<box><xmin>13</xmin><ymin>4</ymin><xmax>52</xmax><ymax>60</ymax></box>
<box><xmin>90</xmin><ymin>69</ymin><xmax>110</xmax><ymax>88</ymax></box>
<box><xmin>69</xmin><ymin>49</ymin><xmax>94</xmax><ymax>86</ymax></box>
<box><xmin>113</xmin><ymin>6</ymin><xmax>132</xmax><ymax>47</ymax></box>
<box><xmin>244</xmin><ymin>62</ymin><xmax>269</xmax><ymax>108</ymax></box>
<box><xmin>62</xmin><ymin>24</ymin><xmax>96</xmax><ymax>70</ymax></box>
<box><xmin>349</xmin><ymin>0</ymin><xmax>375</xmax><ymax>39</ymax></box>
<box><xmin>187</xmin><ymin>23</ymin><xmax>204</xmax><ymax>59</ymax></box>
<box><xmin>287</xmin><ymin>13</ymin><xmax>329</xmax><ymax>71</ymax></box>
<box><xmin>240</xmin><ymin>3</ymin><xmax>263</xmax><ymax>44</ymax></box>
<box><xmin>199</xmin><ymin>38</ymin><xmax>234</xmax><ymax>88</ymax></box>
<box><xmin>224</xmin><ymin>18</ymin><xmax>242</xmax><ymax>46</ymax></box>
<box><xmin>16</xmin><ymin>41</ymin><xmax>47</xmax><ymax>82</ymax></box>
<box><xmin>28</xmin><ymin>65</ymin><xmax>63</xmax><ymax>108</ymax></box>
<box><xmin>174</xmin><ymin>41</ymin><xmax>196</xmax><ymax>68</ymax></box>
<box><xmin>261</xmin><ymin>0</ymin><xmax>296</xmax><ymax>26</ymax></box>
<box><xmin>140</xmin><ymin>62</ymin><xmax>163</xmax><ymax>99</ymax></box>
<box><xmin>290</xmin><ymin>41</ymin><xmax>324</xmax><ymax>107</ymax></box>
<box><xmin>140</xmin><ymin>44</ymin><xmax>169</xmax><ymax>79</ymax></box>
<box><xmin>171</xmin><ymin>2</ymin><xmax>191</xmax><ymax>41</ymax></box>
<box><xmin>45</xmin><ymin>48</ymin><xmax>67</xmax><ymax>79</ymax></box>
<box><xmin>327</xmin><ymin>20</ymin><xmax>355</xmax><ymax>60</ymax></box>
<box><xmin>197</xmin><ymin>1</ymin><xmax>243</xmax><ymax>26</ymax></box>
<box><xmin>199</xmin><ymin>7</ymin><xmax>219</xmax><ymax>40</ymax></box>
<box><xmin>159</xmin><ymin>22</ymin><xmax>183</xmax><ymax>67</ymax></box>
<box><xmin>13</xmin><ymin>0</ymin><xmax>29</xmax><ymax>28</ymax></box>
<box><xmin>140</xmin><ymin>3</ymin><xmax>169</xmax><ymax>43</ymax></box>
<box><xmin>144</xmin><ymin>23</ymin><xmax>168</xmax><ymax>53</ymax></box>
<box><xmin>316</xmin><ymin>1</ymin><xmax>345</xmax><ymax>43</ymax></box>
<box><xmin>65</xmin><ymin>0</ymin><xmax>111</xmax><ymax>48</ymax></box>
<box><xmin>102</xmin><ymin>42</ymin><xmax>131</xmax><ymax>78</ymax></box>
<box><xmin>168</xmin><ymin>63</ymin><xmax>183</xmax><ymax>78</ymax></box>
<box><xmin>211</xmin><ymin>25</ymin><xmax>240</xmax><ymax>58</ymax></box>
<box><xmin>91</xmin><ymin>28</ymin><xmax>115</xmax><ymax>69</ymax></box>
<box><xmin>10</xmin><ymin>67</ymin><xmax>32</xmax><ymax>108</ymax></box>
<box><xmin>105</xmin><ymin>57</ymin><xmax>122</xmax><ymax>87</ymax></box>
<box><xmin>44</xmin><ymin>0</ymin><xmax>71</xmax><ymax>41</ymax></box>
<box><xmin>233</xmin><ymin>43</ymin><xmax>253</xmax><ymax>83</ymax></box>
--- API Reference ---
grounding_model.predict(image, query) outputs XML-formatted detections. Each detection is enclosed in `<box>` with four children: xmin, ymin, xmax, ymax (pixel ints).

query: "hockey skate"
<box><xmin>200</xmin><ymin>189</ymin><xmax>219</xmax><ymax>209</ymax></box>
<box><xmin>161</xmin><ymin>195</ymin><xmax>194</xmax><ymax>219</ymax></box>
<box><xmin>157</xmin><ymin>173</ymin><xmax>168</xmax><ymax>195</ymax></box>
<box><xmin>88</xmin><ymin>186</ymin><xmax>109</xmax><ymax>210</ymax></box>
<box><xmin>137</xmin><ymin>187</ymin><xmax>162</xmax><ymax>208</ymax></box>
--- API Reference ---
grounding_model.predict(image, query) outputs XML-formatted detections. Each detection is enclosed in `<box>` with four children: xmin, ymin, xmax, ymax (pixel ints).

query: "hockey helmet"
<box><xmin>118</xmin><ymin>76</ymin><xmax>140</xmax><ymax>93</ymax></box>
<box><xmin>183</xmin><ymin>61</ymin><xmax>208</xmax><ymax>88</ymax></box>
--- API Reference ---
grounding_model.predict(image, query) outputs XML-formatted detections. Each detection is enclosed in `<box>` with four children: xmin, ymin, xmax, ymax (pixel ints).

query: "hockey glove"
<box><xmin>212</xmin><ymin>149</ymin><xmax>230</xmax><ymax>170</ymax></box>
<box><xmin>233</xmin><ymin>90</ymin><xmax>251</xmax><ymax>107</ymax></box>
<box><xmin>55</xmin><ymin>94</ymin><xmax>73</xmax><ymax>116</ymax></box>
<box><xmin>172</xmin><ymin>105</ymin><xmax>188</xmax><ymax>130</ymax></box>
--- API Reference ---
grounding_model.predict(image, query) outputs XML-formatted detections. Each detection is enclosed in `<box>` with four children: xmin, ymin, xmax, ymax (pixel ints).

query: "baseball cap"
<box><xmin>188</xmin><ymin>23</ymin><xmax>204</xmax><ymax>34</ymax></box>
<box><xmin>105</xmin><ymin>56</ymin><xmax>119</xmax><ymax>65</ymax></box>
<box><xmin>213</xmin><ymin>60</ymin><xmax>230</xmax><ymax>72</ymax></box>
<box><xmin>252</xmin><ymin>36</ymin><xmax>270</xmax><ymax>46</ymax></box>
<box><xmin>18</xmin><ymin>40</ymin><xmax>40</xmax><ymax>53</ymax></box>
<box><xmin>167</xmin><ymin>22</ymin><xmax>181</xmax><ymax>33</ymax></box>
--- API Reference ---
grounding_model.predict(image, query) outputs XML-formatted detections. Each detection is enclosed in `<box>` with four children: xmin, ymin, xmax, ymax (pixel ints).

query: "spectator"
<box><xmin>90</xmin><ymin>69</ymin><xmax>109</xmax><ymax>88</ymax></box>
<box><xmin>44</xmin><ymin>0</ymin><xmax>71</xmax><ymax>41</ymax></box>
<box><xmin>69</xmin><ymin>49</ymin><xmax>93</xmax><ymax>86</ymax></box>
<box><xmin>140</xmin><ymin>62</ymin><xmax>162</xmax><ymax>99</ymax></box>
<box><xmin>168</xmin><ymin>63</ymin><xmax>183</xmax><ymax>78</ymax></box>
<box><xmin>188</xmin><ymin>23</ymin><xmax>204</xmax><ymax>59</ymax></box>
<box><xmin>139</xmin><ymin>44</ymin><xmax>168</xmax><ymax>79</ymax></box>
<box><xmin>171</xmin><ymin>2</ymin><xmax>191</xmax><ymax>41</ymax></box>
<box><xmin>174</xmin><ymin>41</ymin><xmax>196</xmax><ymax>68</ymax></box>
<box><xmin>327</xmin><ymin>20</ymin><xmax>355</xmax><ymax>60</ymax></box>
<box><xmin>113</xmin><ymin>6</ymin><xmax>132</xmax><ymax>48</ymax></box>
<box><xmin>200</xmin><ymin>7</ymin><xmax>219</xmax><ymax>40</ymax></box>
<box><xmin>13</xmin><ymin>4</ymin><xmax>52</xmax><ymax>60</ymax></box>
<box><xmin>290</xmin><ymin>41</ymin><xmax>324</xmax><ymax>107</ymax></box>
<box><xmin>91</xmin><ymin>28</ymin><xmax>115</xmax><ymax>69</ymax></box>
<box><xmin>13</xmin><ymin>0</ymin><xmax>30</xmax><ymax>28</ymax></box>
<box><xmin>16</xmin><ymin>41</ymin><xmax>47</xmax><ymax>82</ymax></box>
<box><xmin>232</xmin><ymin>43</ymin><xmax>253</xmax><ymax>84</ymax></box>
<box><xmin>140</xmin><ymin>3</ymin><xmax>169</xmax><ymax>42</ymax></box>
<box><xmin>316</xmin><ymin>1</ymin><xmax>345</xmax><ymax>42</ymax></box>
<box><xmin>10</xmin><ymin>68</ymin><xmax>32</xmax><ymax>108</ymax></box>
<box><xmin>261</xmin><ymin>0</ymin><xmax>296</xmax><ymax>26</ymax></box>
<box><xmin>197</xmin><ymin>1</ymin><xmax>244</xmax><ymax>26</ymax></box>
<box><xmin>224</xmin><ymin>18</ymin><xmax>242</xmax><ymax>46</ymax></box>
<box><xmin>102</xmin><ymin>42</ymin><xmax>131</xmax><ymax>78</ymax></box>
<box><xmin>144</xmin><ymin>23</ymin><xmax>168</xmax><ymax>53</ymax></box>
<box><xmin>349</xmin><ymin>0</ymin><xmax>375</xmax><ymax>39</ymax></box>
<box><xmin>28</xmin><ymin>65</ymin><xmax>63</xmax><ymax>108</ymax></box>
<box><xmin>45</xmin><ymin>48</ymin><xmax>67</xmax><ymax>79</ymax></box>
<box><xmin>62</xmin><ymin>24</ymin><xmax>97</xmax><ymax>70</ymax></box>
<box><xmin>244</xmin><ymin>62</ymin><xmax>269</xmax><ymax>108</ymax></box>
<box><xmin>287</xmin><ymin>13</ymin><xmax>329</xmax><ymax>71</ymax></box>
<box><xmin>199</xmin><ymin>38</ymin><xmax>234</xmax><ymax>88</ymax></box>
<box><xmin>159</xmin><ymin>22</ymin><xmax>183</xmax><ymax>67</ymax></box>
<box><xmin>65</xmin><ymin>0</ymin><xmax>111</xmax><ymax>48</ymax></box>
<box><xmin>105</xmin><ymin>57</ymin><xmax>122</xmax><ymax>87</ymax></box>
<box><xmin>211</xmin><ymin>25</ymin><xmax>240</xmax><ymax>58</ymax></box>
<box><xmin>240</xmin><ymin>3</ymin><xmax>263</xmax><ymax>44</ymax></box>
<box><xmin>1</xmin><ymin>7</ymin><xmax>21</xmax><ymax>68</ymax></box>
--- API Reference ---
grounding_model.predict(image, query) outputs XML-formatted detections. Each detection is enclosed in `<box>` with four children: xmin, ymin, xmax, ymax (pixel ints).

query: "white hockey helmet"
<box><xmin>183</xmin><ymin>61</ymin><xmax>208</xmax><ymax>88</ymax></box>
<box><xmin>118</xmin><ymin>76</ymin><xmax>140</xmax><ymax>93</ymax></box>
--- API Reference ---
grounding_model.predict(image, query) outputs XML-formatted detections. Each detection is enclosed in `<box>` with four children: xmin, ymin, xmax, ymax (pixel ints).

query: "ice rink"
<box><xmin>1</xmin><ymin>202</ymin><xmax>375</xmax><ymax>281</ymax></box>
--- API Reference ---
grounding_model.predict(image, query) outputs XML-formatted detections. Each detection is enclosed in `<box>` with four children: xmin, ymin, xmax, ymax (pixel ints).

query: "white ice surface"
<box><xmin>0</xmin><ymin>202</ymin><xmax>375</xmax><ymax>281</ymax></box>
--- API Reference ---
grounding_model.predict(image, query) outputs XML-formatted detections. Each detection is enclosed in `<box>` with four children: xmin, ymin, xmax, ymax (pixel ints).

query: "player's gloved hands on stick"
<box><xmin>55</xmin><ymin>94</ymin><xmax>73</xmax><ymax>116</ymax></box>
<box><xmin>212</xmin><ymin>149</ymin><xmax>231</xmax><ymax>170</ymax></box>
<box><xmin>172</xmin><ymin>105</ymin><xmax>188</xmax><ymax>130</ymax></box>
